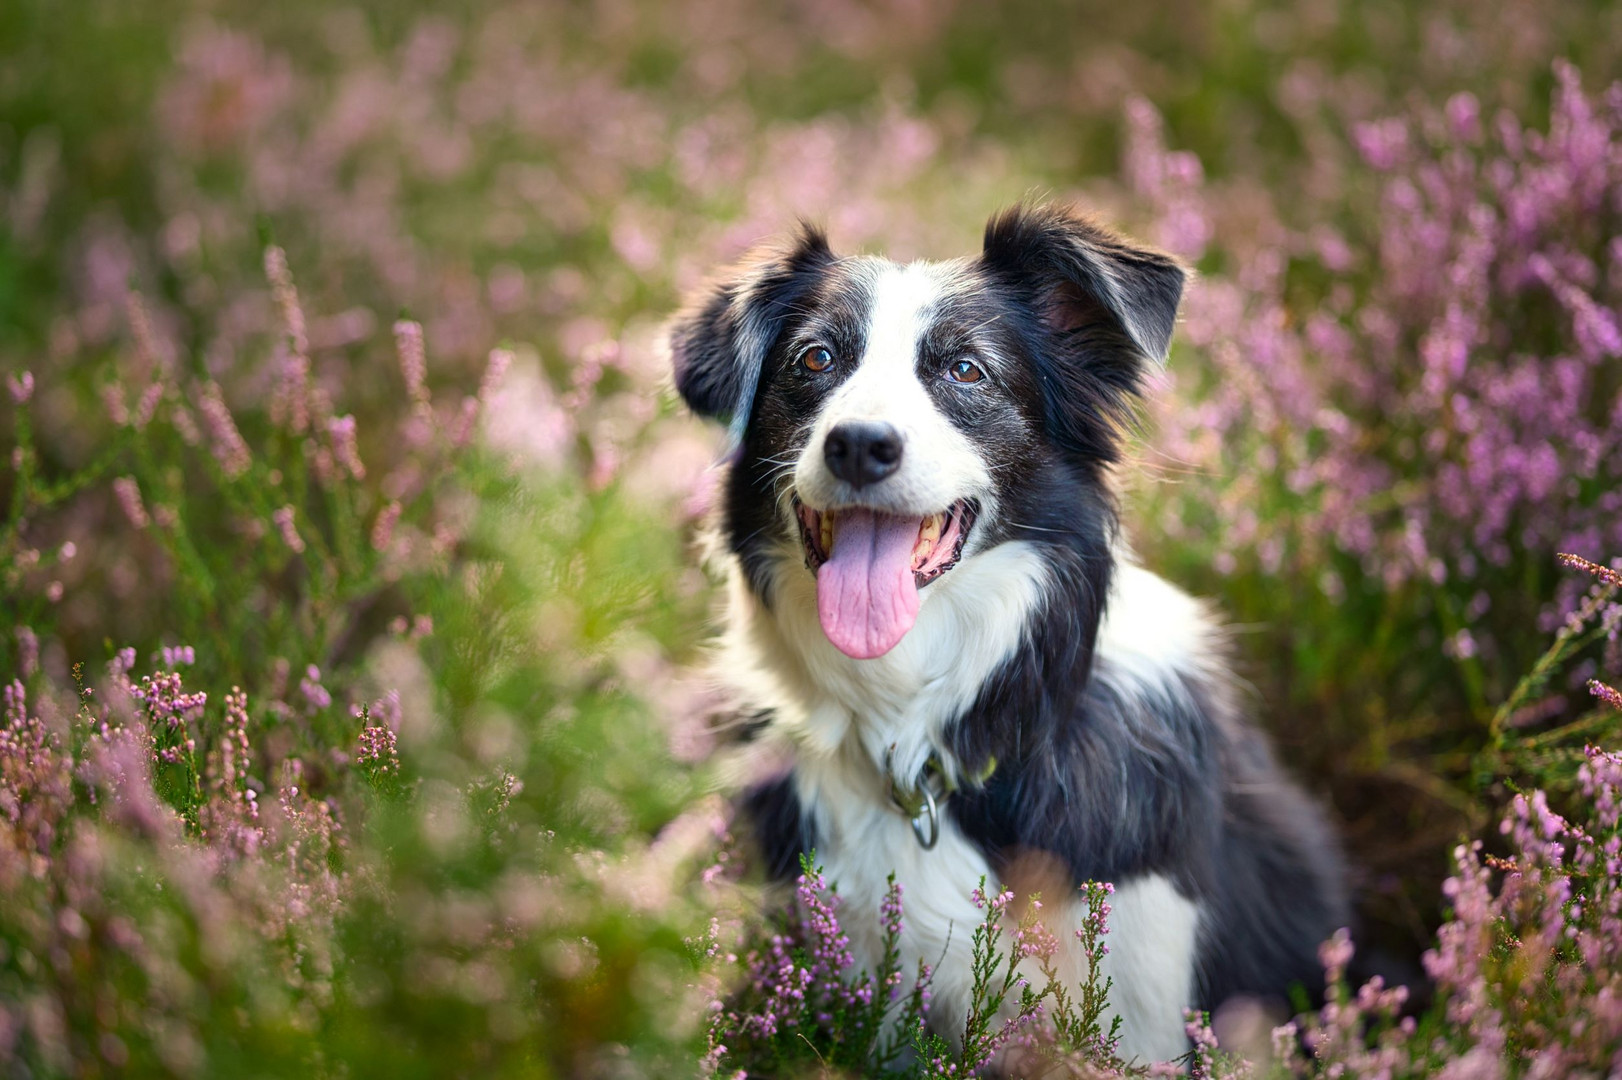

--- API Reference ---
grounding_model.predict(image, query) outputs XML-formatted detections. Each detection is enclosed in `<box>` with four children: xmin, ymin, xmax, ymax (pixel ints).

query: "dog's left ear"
<box><xmin>668</xmin><ymin>224</ymin><xmax>836</xmax><ymax>444</ymax></box>
<box><xmin>980</xmin><ymin>203</ymin><xmax>1186</xmax><ymax>461</ymax></box>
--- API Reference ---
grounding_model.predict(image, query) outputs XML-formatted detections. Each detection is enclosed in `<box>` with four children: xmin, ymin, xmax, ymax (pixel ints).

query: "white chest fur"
<box><xmin>736</xmin><ymin>538</ymin><xmax>1051</xmax><ymax>788</ymax></box>
<box><xmin>723</xmin><ymin>545</ymin><xmax>1210</xmax><ymax>1064</ymax></box>
<box><xmin>795</xmin><ymin>752</ymin><xmax>1198</xmax><ymax>1064</ymax></box>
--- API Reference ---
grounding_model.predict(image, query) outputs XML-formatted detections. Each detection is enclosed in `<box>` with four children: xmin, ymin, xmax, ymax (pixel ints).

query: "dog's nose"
<box><xmin>824</xmin><ymin>421</ymin><xmax>903</xmax><ymax>489</ymax></box>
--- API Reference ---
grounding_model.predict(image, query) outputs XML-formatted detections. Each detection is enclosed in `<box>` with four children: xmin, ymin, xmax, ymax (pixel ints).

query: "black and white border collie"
<box><xmin>669</xmin><ymin>204</ymin><xmax>1348</xmax><ymax>1062</ymax></box>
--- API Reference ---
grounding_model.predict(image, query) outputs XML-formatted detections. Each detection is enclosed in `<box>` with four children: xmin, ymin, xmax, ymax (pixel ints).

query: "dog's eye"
<box><xmin>946</xmin><ymin>359</ymin><xmax>985</xmax><ymax>384</ymax></box>
<box><xmin>799</xmin><ymin>346</ymin><xmax>836</xmax><ymax>374</ymax></box>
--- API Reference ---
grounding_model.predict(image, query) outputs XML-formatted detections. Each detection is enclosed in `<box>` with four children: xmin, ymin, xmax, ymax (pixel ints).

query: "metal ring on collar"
<box><xmin>910</xmin><ymin>783</ymin><xmax>939</xmax><ymax>850</ymax></box>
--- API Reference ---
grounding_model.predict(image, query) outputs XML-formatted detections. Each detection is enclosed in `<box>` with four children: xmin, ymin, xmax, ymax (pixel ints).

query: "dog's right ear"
<box><xmin>669</xmin><ymin>225</ymin><xmax>835</xmax><ymax>442</ymax></box>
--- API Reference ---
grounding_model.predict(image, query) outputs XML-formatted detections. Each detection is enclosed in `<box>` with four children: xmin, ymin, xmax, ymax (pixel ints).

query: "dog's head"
<box><xmin>670</xmin><ymin>204</ymin><xmax>1184</xmax><ymax>660</ymax></box>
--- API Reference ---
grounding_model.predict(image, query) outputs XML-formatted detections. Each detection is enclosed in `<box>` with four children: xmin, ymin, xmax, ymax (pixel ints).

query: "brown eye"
<box><xmin>947</xmin><ymin>358</ymin><xmax>984</xmax><ymax>384</ymax></box>
<box><xmin>800</xmin><ymin>346</ymin><xmax>835</xmax><ymax>373</ymax></box>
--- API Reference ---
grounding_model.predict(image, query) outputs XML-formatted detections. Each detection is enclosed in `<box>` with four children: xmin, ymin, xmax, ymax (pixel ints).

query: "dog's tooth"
<box><xmin>919</xmin><ymin>514</ymin><xmax>941</xmax><ymax>544</ymax></box>
<box><xmin>820</xmin><ymin>511</ymin><xmax>834</xmax><ymax>555</ymax></box>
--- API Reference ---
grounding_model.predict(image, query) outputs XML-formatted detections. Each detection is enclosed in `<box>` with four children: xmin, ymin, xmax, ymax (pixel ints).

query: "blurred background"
<box><xmin>2</xmin><ymin>0</ymin><xmax>1621</xmax><ymax>1075</ymax></box>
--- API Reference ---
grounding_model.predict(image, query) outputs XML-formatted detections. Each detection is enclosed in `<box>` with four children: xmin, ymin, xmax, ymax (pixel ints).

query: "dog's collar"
<box><xmin>884</xmin><ymin>748</ymin><xmax>997</xmax><ymax>851</ymax></box>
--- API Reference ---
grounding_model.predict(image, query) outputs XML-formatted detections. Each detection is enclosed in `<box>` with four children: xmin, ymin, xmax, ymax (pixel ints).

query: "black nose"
<box><xmin>823</xmin><ymin>421</ymin><xmax>903</xmax><ymax>489</ymax></box>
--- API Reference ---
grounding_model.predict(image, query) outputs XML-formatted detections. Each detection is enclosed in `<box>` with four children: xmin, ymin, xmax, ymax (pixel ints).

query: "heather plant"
<box><xmin>1132</xmin><ymin>63</ymin><xmax>1622</xmax><ymax>715</ymax></box>
<box><xmin>0</xmin><ymin>447</ymin><xmax>721</xmax><ymax>1075</ymax></box>
<box><xmin>2</xmin><ymin>234</ymin><xmax>716</xmax><ymax>1074</ymax></box>
<box><xmin>704</xmin><ymin>866</ymin><xmax>1151</xmax><ymax>1079</ymax></box>
<box><xmin>1119</xmin><ymin>64</ymin><xmax>1622</xmax><ymax>950</ymax></box>
<box><xmin>705</xmin><ymin>557</ymin><xmax>1622</xmax><ymax>1079</ymax></box>
<box><xmin>6</xmin><ymin>0</ymin><xmax>1622</xmax><ymax>1076</ymax></box>
<box><xmin>700</xmin><ymin>862</ymin><xmax>929</xmax><ymax>1076</ymax></box>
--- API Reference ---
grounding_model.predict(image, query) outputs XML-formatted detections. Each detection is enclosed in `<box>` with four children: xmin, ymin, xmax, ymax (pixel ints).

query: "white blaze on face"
<box><xmin>791</xmin><ymin>261</ymin><xmax>997</xmax><ymax>659</ymax></box>
<box><xmin>792</xmin><ymin>261</ymin><xmax>992</xmax><ymax>516</ymax></box>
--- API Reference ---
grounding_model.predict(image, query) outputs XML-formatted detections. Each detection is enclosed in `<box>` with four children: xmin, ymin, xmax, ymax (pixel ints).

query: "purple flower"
<box><xmin>299</xmin><ymin>665</ymin><xmax>332</xmax><ymax>711</ymax></box>
<box><xmin>6</xmin><ymin>371</ymin><xmax>34</xmax><ymax>405</ymax></box>
<box><xmin>112</xmin><ymin>476</ymin><xmax>150</xmax><ymax>529</ymax></box>
<box><xmin>197</xmin><ymin>382</ymin><xmax>251</xmax><ymax>478</ymax></box>
<box><xmin>393</xmin><ymin>319</ymin><xmax>429</xmax><ymax>405</ymax></box>
<box><xmin>328</xmin><ymin>414</ymin><xmax>366</xmax><ymax>479</ymax></box>
<box><xmin>371</xmin><ymin>501</ymin><xmax>402</xmax><ymax>552</ymax></box>
<box><xmin>272</xmin><ymin>505</ymin><xmax>305</xmax><ymax>554</ymax></box>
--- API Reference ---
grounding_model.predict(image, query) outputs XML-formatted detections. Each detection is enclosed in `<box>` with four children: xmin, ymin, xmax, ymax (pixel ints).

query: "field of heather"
<box><xmin>3</xmin><ymin>1</ymin><xmax>1622</xmax><ymax>1076</ymax></box>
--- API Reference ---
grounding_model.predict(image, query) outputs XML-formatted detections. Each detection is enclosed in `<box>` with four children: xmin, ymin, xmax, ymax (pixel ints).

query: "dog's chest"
<box><xmin>792</xmin><ymin>756</ymin><xmax>992</xmax><ymax>1038</ymax></box>
<box><xmin>792</xmin><ymin>758</ymin><xmax>1200</xmax><ymax>1064</ymax></box>
<box><xmin>740</xmin><ymin>549</ymin><xmax>1215</xmax><ymax>1060</ymax></box>
<box><xmin>760</xmin><ymin>539</ymin><xmax>1051</xmax><ymax>785</ymax></box>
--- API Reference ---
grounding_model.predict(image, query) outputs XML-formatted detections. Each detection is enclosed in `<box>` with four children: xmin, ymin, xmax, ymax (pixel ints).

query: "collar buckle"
<box><xmin>885</xmin><ymin>748</ymin><xmax>951</xmax><ymax>851</ymax></box>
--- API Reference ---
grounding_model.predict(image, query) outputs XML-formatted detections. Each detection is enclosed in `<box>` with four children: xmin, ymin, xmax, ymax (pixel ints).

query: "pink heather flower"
<box><xmin>132</xmin><ymin>670</ymin><xmax>208</xmax><ymax>720</ymax></box>
<box><xmin>170</xmin><ymin>404</ymin><xmax>200</xmax><ymax>446</ymax></box>
<box><xmin>356</xmin><ymin>725</ymin><xmax>400</xmax><ymax>775</ymax></box>
<box><xmin>160</xmin><ymin>645</ymin><xmax>196</xmax><ymax>668</ymax></box>
<box><xmin>196</xmin><ymin>382</ymin><xmax>251</xmax><ymax>477</ymax></box>
<box><xmin>880</xmin><ymin>880</ymin><xmax>905</xmax><ymax>938</ymax></box>
<box><xmin>132</xmin><ymin>380</ymin><xmax>164</xmax><ymax>429</ymax></box>
<box><xmin>1560</xmin><ymin>552</ymin><xmax>1622</xmax><ymax>590</ymax></box>
<box><xmin>449</xmin><ymin>396</ymin><xmax>480</xmax><ymax>449</ymax></box>
<box><xmin>367</xmin><ymin>689</ymin><xmax>402</xmax><ymax>732</ymax></box>
<box><xmin>101</xmin><ymin>382</ymin><xmax>130</xmax><ymax>426</ymax></box>
<box><xmin>58</xmin><ymin>541</ymin><xmax>75</xmax><ymax>561</ymax></box>
<box><xmin>393</xmin><ymin>319</ymin><xmax>429</xmax><ymax>404</ymax></box>
<box><xmin>1318</xmin><ymin>927</ymin><xmax>1356</xmax><ymax>982</ymax></box>
<box><xmin>480</xmin><ymin>347</ymin><xmax>512</xmax><ymax>404</ymax></box>
<box><xmin>1446</xmin><ymin>91</ymin><xmax>1484</xmax><ymax>144</ymax></box>
<box><xmin>110</xmin><ymin>646</ymin><xmax>137</xmax><ymax>680</ymax></box>
<box><xmin>271</xmin><ymin>351</ymin><xmax>312</xmax><ymax>434</ymax></box>
<box><xmin>264</xmin><ymin>245</ymin><xmax>309</xmax><ymax>358</ymax></box>
<box><xmin>112</xmin><ymin>476</ymin><xmax>150</xmax><ymax>529</ymax></box>
<box><xmin>0</xmin><ymin>679</ymin><xmax>73</xmax><ymax>857</ymax></box>
<box><xmin>123</xmin><ymin>289</ymin><xmax>171</xmax><ymax>377</ymax></box>
<box><xmin>1590</xmin><ymin>679</ymin><xmax>1622</xmax><ymax>711</ymax></box>
<box><xmin>1184</xmin><ymin>1009</ymin><xmax>1220</xmax><ymax>1079</ymax></box>
<box><xmin>6</xmin><ymin>371</ymin><xmax>33</xmax><ymax>404</ymax></box>
<box><xmin>15</xmin><ymin>626</ymin><xmax>39</xmax><ymax>678</ymax></box>
<box><xmin>1352</xmin><ymin>116</ymin><xmax>1410</xmax><ymax>170</ymax></box>
<box><xmin>328</xmin><ymin>414</ymin><xmax>366</xmax><ymax>479</ymax></box>
<box><xmin>371</xmin><ymin>501</ymin><xmax>402</xmax><ymax>552</ymax></box>
<box><xmin>450</xmin><ymin>348</ymin><xmax>516</xmax><ymax>448</ymax></box>
<box><xmin>299</xmin><ymin>665</ymin><xmax>332</xmax><ymax>711</ymax></box>
<box><xmin>272</xmin><ymin>505</ymin><xmax>305</xmax><ymax>553</ymax></box>
<box><xmin>588</xmin><ymin>439</ymin><xmax>621</xmax><ymax>491</ymax></box>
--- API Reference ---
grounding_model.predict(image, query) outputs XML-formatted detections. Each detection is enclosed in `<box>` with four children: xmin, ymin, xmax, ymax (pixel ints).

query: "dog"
<box><xmin>668</xmin><ymin>204</ymin><xmax>1349</xmax><ymax>1062</ymax></box>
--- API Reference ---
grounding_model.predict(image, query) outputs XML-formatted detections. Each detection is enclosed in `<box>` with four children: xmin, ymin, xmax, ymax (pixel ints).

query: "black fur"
<box><xmin>946</xmin><ymin>587</ymin><xmax>1347</xmax><ymax>1010</ymax></box>
<box><xmin>741</xmin><ymin>774</ymin><xmax>818</xmax><ymax>882</ymax></box>
<box><xmin>672</xmin><ymin>203</ymin><xmax>1348</xmax><ymax>1028</ymax></box>
<box><xmin>980</xmin><ymin>204</ymin><xmax>1185</xmax><ymax>467</ymax></box>
<box><xmin>670</xmin><ymin>223</ymin><xmax>835</xmax><ymax>425</ymax></box>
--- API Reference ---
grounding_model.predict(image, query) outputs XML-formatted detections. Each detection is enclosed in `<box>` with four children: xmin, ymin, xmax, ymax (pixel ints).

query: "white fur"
<box><xmin>751</xmin><ymin>539</ymin><xmax>1049</xmax><ymax>787</ymax></box>
<box><xmin>1091</xmin><ymin>875</ymin><xmax>1202</xmax><ymax>1063</ymax></box>
<box><xmin>792</xmin><ymin>261</ymin><xmax>995</xmax><ymax>520</ymax></box>
<box><xmin>714</xmin><ymin>257</ymin><xmax>1223</xmax><ymax>1064</ymax></box>
<box><xmin>1094</xmin><ymin>558</ymin><xmax>1225</xmax><ymax>699</ymax></box>
<box><xmin>793</xmin><ymin>748</ymin><xmax>992</xmax><ymax>1041</ymax></box>
<box><xmin>717</xmin><ymin>541</ymin><xmax>1214</xmax><ymax>1063</ymax></box>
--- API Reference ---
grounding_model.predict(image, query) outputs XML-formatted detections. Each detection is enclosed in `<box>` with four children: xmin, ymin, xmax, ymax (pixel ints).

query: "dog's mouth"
<box><xmin>791</xmin><ymin>495</ymin><xmax>978</xmax><ymax>660</ymax></box>
<box><xmin>793</xmin><ymin>496</ymin><xmax>977</xmax><ymax>585</ymax></box>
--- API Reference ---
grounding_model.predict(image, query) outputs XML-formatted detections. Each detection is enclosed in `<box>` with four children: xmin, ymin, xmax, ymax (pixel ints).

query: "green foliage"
<box><xmin>3</xmin><ymin>0</ymin><xmax>1622</xmax><ymax>1075</ymax></box>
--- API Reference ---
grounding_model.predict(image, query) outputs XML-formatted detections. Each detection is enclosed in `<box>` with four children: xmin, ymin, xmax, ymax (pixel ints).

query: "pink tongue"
<box><xmin>816</xmin><ymin>508</ymin><xmax>922</xmax><ymax>659</ymax></box>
